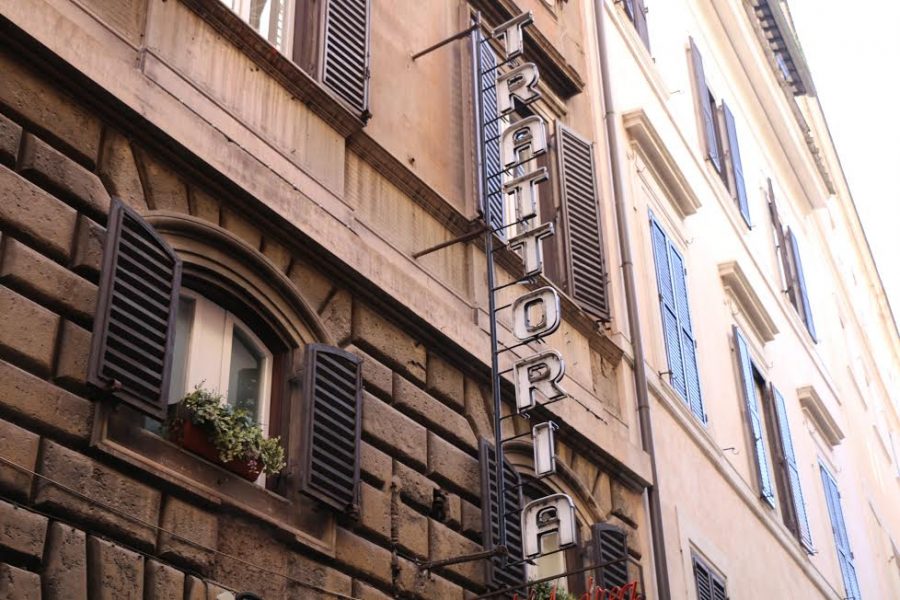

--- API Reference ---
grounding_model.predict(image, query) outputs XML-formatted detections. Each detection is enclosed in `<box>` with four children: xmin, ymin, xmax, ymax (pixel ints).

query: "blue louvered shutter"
<box><xmin>650</xmin><ymin>217</ymin><xmax>685</xmax><ymax>398</ymax></box>
<box><xmin>733</xmin><ymin>327</ymin><xmax>775</xmax><ymax>506</ymax></box>
<box><xmin>771</xmin><ymin>386</ymin><xmax>813</xmax><ymax>552</ymax></box>
<box><xmin>786</xmin><ymin>230</ymin><xmax>817</xmax><ymax>341</ymax></box>
<box><xmin>689</xmin><ymin>38</ymin><xmax>721</xmax><ymax>173</ymax></box>
<box><xmin>820</xmin><ymin>466</ymin><xmax>861</xmax><ymax>600</ymax></box>
<box><xmin>721</xmin><ymin>102</ymin><xmax>749</xmax><ymax>226</ymax></box>
<box><xmin>478</xmin><ymin>32</ymin><xmax>505</xmax><ymax>233</ymax></box>
<box><xmin>321</xmin><ymin>0</ymin><xmax>371</xmax><ymax>115</ymax></box>
<box><xmin>670</xmin><ymin>246</ymin><xmax>703</xmax><ymax>419</ymax></box>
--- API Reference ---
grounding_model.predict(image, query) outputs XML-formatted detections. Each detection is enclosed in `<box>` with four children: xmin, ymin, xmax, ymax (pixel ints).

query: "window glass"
<box><xmin>221</xmin><ymin>0</ymin><xmax>289</xmax><ymax>52</ymax></box>
<box><xmin>532</xmin><ymin>530</ymin><xmax>568</xmax><ymax>591</ymax></box>
<box><xmin>228</xmin><ymin>326</ymin><xmax>264</xmax><ymax>422</ymax></box>
<box><xmin>168</xmin><ymin>295</ymin><xmax>196</xmax><ymax>405</ymax></box>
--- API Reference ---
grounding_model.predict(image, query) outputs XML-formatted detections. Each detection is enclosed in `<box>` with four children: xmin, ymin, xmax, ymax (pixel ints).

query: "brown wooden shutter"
<box><xmin>479</xmin><ymin>438</ymin><xmax>525</xmax><ymax>594</ymax></box>
<box><xmin>299</xmin><ymin>344</ymin><xmax>363</xmax><ymax>515</ymax></box>
<box><xmin>557</xmin><ymin>124</ymin><xmax>610</xmax><ymax>321</ymax></box>
<box><xmin>565</xmin><ymin>527</ymin><xmax>587</xmax><ymax>596</ymax></box>
<box><xmin>689</xmin><ymin>38</ymin><xmax>721</xmax><ymax>172</ymax></box>
<box><xmin>632</xmin><ymin>0</ymin><xmax>651</xmax><ymax>50</ymax></box>
<box><xmin>322</xmin><ymin>0</ymin><xmax>371</xmax><ymax>116</ymax></box>
<box><xmin>88</xmin><ymin>197</ymin><xmax>181</xmax><ymax>419</ymax></box>
<box><xmin>591</xmin><ymin>523</ymin><xmax>628</xmax><ymax>589</ymax></box>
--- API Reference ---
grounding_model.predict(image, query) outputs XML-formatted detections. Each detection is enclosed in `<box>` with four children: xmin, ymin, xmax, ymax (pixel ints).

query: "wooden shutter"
<box><xmin>479</xmin><ymin>438</ymin><xmax>525</xmax><ymax>595</ymax></box>
<box><xmin>632</xmin><ymin>0</ymin><xmax>651</xmax><ymax>50</ymax></box>
<box><xmin>733</xmin><ymin>327</ymin><xmax>775</xmax><ymax>506</ymax></box>
<box><xmin>693</xmin><ymin>557</ymin><xmax>728</xmax><ymax>600</ymax></box>
<box><xmin>299</xmin><ymin>344</ymin><xmax>363</xmax><ymax>514</ymax></box>
<box><xmin>721</xmin><ymin>102</ymin><xmax>749</xmax><ymax>226</ymax></box>
<box><xmin>565</xmin><ymin>527</ymin><xmax>587</xmax><ymax>596</ymax></box>
<box><xmin>88</xmin><ymin>198</ymin><xmax>181</xmax><ymax>419</ymax></box>
<box><xmin>786</xmin><ymin>230</ymin><xmax>817</xmax><ymax>341</ymax></box>
<box><xmin>670</xmin><ymin>244</ymin><xmax>703</xmax><ymax>419</ymax></box>
<box><xmin>767</xmin><ymin>183</ymin><xmax>796</xmax><ymax>301</ymax></box>
<box><xmin>322</xmin><ymin>0</ymin><xmax>370</xmax><ymax>115</ymax></box>
<box><xmin>558</xmin><ymin>124</ymin><xmax>610</xmax><ymax>321</ymax></box>
<box><xmin>770</xmin><ymin>386</ymin><xmax>814</xmax><ymax>552</ymax></box>
<box><xmin>689</xmin><ymin>38</ymin><xmax>721</xmax><ymax>172</ymax></box>
<box><xmin>820</xmin><ymin>466</ymin><xmax>862</xmax><ymax>600</ymax></box>
<box><xmin>591</xmin><ymin>523</ymin><xmax>628</xmax><ymax>589</ymax></box>
<box><xmin>479</xmin><ymin>31</ymin><xmax>505</xmax><ymax>232</ymax></box>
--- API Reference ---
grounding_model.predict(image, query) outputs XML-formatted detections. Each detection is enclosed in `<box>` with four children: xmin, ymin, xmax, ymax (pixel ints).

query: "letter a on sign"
<box><xmin>514</xmin><ymin>350</ymin><xmax>566</xmax><ymax>412</ymax></box>
<box><xmin>521</xmin><ymin>493</ymin><xmax>577</xmax><ymax>559</ymax></box>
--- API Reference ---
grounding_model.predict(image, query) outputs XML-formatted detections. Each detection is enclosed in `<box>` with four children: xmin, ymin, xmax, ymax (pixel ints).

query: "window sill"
<box><xmin>91</xmin><ymin>402</ymin><xmax>336</xmax><ymax>557</ymax></box>
<box><xmin>178</xmin><ymin>0</ymin><xmax>365</xmax><ymax>137</ymax></box>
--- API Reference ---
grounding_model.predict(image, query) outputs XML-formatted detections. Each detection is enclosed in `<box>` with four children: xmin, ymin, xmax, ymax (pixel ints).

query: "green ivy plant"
<box><xmin>529</xmin><ymin>581</ymin><xmax>579</xmax><ymax>600</ymax></box>
<box><xmin>168</xmin><ymin>387</ymin><xmax>286</xmax><ymax>475</ymax></box>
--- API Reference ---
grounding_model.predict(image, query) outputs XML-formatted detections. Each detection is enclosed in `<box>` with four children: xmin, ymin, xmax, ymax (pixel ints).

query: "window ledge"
<box><xmin>718</xmin><ymin>261</ymin><xmax>779</xmax><ymax>343</ymax></box>
<box><xmin>178</xmin><ymin>0</ymin><xmax>365</xmax><ymax>138</ymax></box>
<box><xmin>623</xmin><ymin>109</ymin><xmax>702</xmax><ymax>217</ymax></box>
<box><xmin>797</xmin><ymin>385</ymin><xmax>844</xmax><ymax>447</ymax></box>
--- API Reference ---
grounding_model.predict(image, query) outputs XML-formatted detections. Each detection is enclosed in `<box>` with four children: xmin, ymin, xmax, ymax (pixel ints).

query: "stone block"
<box><xmin>352</xmin><ymin>579</ymin><xmax>392</xmax><ymax>600</ymax></box>
<box><xmin>463</xmin><ymin>378</ymin><xmax>493</xmax><ymax>440</ymax></box>
<box><xmin>320</xmin><ymin>289</ymin><xmax>352</xmax><ymax>345</ymax></box>
<box><xmin>286</xmin><ymin>553</ymin><xmax>353</xmax><ymax>599</ymax></box>
<box><xmin>145</xmin><ymin>559</ymin><xmax>184</xmax><ymax>600</ymax></box>
<box><xmin>158</xmin><ymin>496</ymin><xmax>217</xmax><ymax>574</ymax></box>
<box><xmin>362</xmin><ymin>393</ymin><xmax>427</xmax><ymax>470</ymax></box>
<box><xmin>19</xmin><ymin>133</ymin><xmax>110</xmax><ymax>219</ymax></box>
<box><xmin>87</xmin><ymin>536</ymin><xmax>143</xmax><ymax>600</ymax></box>
<box><xmin>220</xmin><ymin>207</ymin><xmax>261</xmax><ymax>250</ymax></box>
<box><xmin>0</xmin><ymin>112</ymin><xmax>21</xmax><ymax>167</ymax></box>
<box><xmin>345</xmin><ymin>344</ymin><xmax>392</xmax><ymax>401</ymax></box>
<box><xmin>358</xmin><ymin>481</ymin><xmax>390</xmax><ymax>543</ymax></box>
<box><xmin>214</xmin><ymin>516</ymin><xmax>286</xmax><ymax>599</ymax></box>
<box><xmin>185</xmin><ymin>576</ymin><xmax>206</xmax><ymax>600</ymax></box>
<box><xmin>0</xmin><ymin>238</ymin><xmax>97</xmax><ymax>324</ymax></box>
<box><xmin>54</xmin><ymin>320</ymin><xmax>92</xmax><ymax>392</ymax></box>
<box><xmin>205</xmin><ymin>582</ymin><xmax>230</xmax><ymax>599</ymax></box>
<box><xmin>611</xmin><ymin>480</ymin><xmax>638</xmax><ymax>528</ymax></box>
<box><xmin>460</xmin><ymin>498</ymin><xmax>482</xmax><ymax>541</ymax></box>
<box><xmin>0</xmin><ymin>360</ymin><xmax>92</xmax><ymax>442</ymax></box>
<box><xmin>426</xmin><ymin>433</ymin><xmax>480</xmax><ymax>503</ymax></box>
<box><xmin>43</xmin><ymin>522</ymin><xmax>87</xmax><ymax>600</ymax></box>
<box><xmin>393</xmin><ymin>375</ymin><xmax>476</xmax><ymax>453</ymax></box>
<box><xmin>396</xmin><ymin>501</ymin><xmax>428</xmax><ymax>558</ymax></box>
<box><xmin>426</xmin><ymin>353</ymin><xmax>465</xmax><ymax>412</ymax></box>
<box><xmin>444</xmin><ymin>492</ymin><xmax>462</xmax><ymax>530</ymax></box>
<box><xmin>0</xmin><ymin>500</ymin><xmax>47</xmax><ymax>563</ymax></box>
<box><xmin>35</xmin><ymin>441</ymin><xmax>160</xmax><ymax>549</ymax></box>
<box><xmin>70</xmin><ymin>216</ymin><xmax>105</xmax><ymax>281</ymax></box>
<box><xmin>396</xmin><ymin>556</ymin><xmax>465</xmax><ymax>600</ymax></box>
<box><xmin>360</xmin><ymin>441</ymin><xmax>391</xmax><ymax>489</ymax></box>
<box><xmin>334</xmin><ymin>527</ymin><xmax>392</xmax><ymax>587</ymax></box>
<box><xmin>393</xmin><ymin>461</ymin><xmax>437</xmax><ymax>514</ymax></box>
<box><xmin>0</xmin><ymin>165</ymin><xmax>77</xmax><ymax>262</ymax></box>
<box><xmin>133</xmin><ymin>148</ymin><xmax>188</xmax><ymax>213</ymax></box>
<box><xmin>287</xmin><ymin>260</ymin><xmax>334</xmax><ymax>313</ymax></box>
<box><xmin>98</xmin><ymin>129</ymin><xmax>146</xmax><ymax>211</ymax></box>
<box><xmin>428</xmin><ymin>519</ymin><xmax>484</xmax><ymax>589</ymax></box>
<box><xmin>352</xmin><ymin>304</ymin><xmax>425</xmax><ymax>384</ymax></box>
<box><xmin>0</xmin><ymin>285</ymin><xmax>60</xmax><ymax>376</ymax></box>
<box><xmin>188</xmin><ymin>187</ymin><xmax>219</xmax><ymax>225</ymax></box>
<box><xmin>0</xmin><ymin>50</ymin><xmax>102</xmax><ymax>166</ymax></box>
<box><xmin>0</xmin><ymin>417</ymin><xmax>39</xmax><ymax>500</ymax></box>
<box><xmin>261</xmin><ymin>238</ymin><xmax>291</xmax><ymax>273</ymax></box>
<box><xmin>0</xmin><ymin>563</ymin><xmax>40</xmax><ymax>599</ymax></box>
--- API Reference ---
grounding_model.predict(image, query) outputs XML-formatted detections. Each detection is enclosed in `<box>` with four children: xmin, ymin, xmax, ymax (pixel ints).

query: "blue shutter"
<box><xmin>721</xmin><ymin>102</ymin><xmax>749</xmax><ymax>226</ymax></box>
<box><xmin>787</xmin><ymin>231</ymin><xmax>817</xmax><ymax>341</ymax></box>
<box><xmin>689</xmin><ymin>38</ymin><xmax>721</xmax><ymax>173</ymax></box>
<box><xmin>733</xmin><ymin>327</ymin><xmax>775</xmax><ymax>506</ymax></box>
<box><xmin>479</xmin><ymin>33</ymin><xmax>505</xmax><ymax>233</ymax></box>
<box><xmin>771</xmin><ymin>386</ymin><xmax>813</xmax><ymax>552</ymax></box>
<box><xmin>820</xmin><ymin>466</ymin><xmax>862</xmax><ymax>600</ymax></box>
<box><xmin>670</xmin><ymin>245</ymin><xmax>704</xmax><ymax>419</ymax></box>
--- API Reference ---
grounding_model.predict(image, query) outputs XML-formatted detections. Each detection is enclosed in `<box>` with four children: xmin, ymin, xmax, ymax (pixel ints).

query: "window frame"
<box><xmin>691</xmin><ymin>553</ymin><xmax>728</xmax><ymax>600</ymax></box>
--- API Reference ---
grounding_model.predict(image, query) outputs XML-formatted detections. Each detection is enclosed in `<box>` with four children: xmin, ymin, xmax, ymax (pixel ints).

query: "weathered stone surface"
<box><xmin>0</xmin><ymin>285</ymin><xmax>60</xmax><ymax>376</ymax></box>
<box><xmin>286</xmin><ymin>553</ymin><xmax>353</xmax><ymax>599</ymax></box>
<box><xmin>220</xmin><ymin>207</ymin><xmax>261</xmax><ymax>250</ymax></box>
<box><xmin>0</xmin><ymin>50</ymin><xmax>101</xmax><ymax>166</ymax></box>
<box><xmin>0</xmin><ymin>112</ymin><xmax>21</xmax><ymax>167</ymax></box>
<box><xmin>43</xmin><ymin>522</ymin><xmax>87</xmax><ymax>600</ymax></box>
<box><xmin>0</xmin><ymin>238</ymin><xmax>97</xmax><ymax>324</ymax></box>
<box><xmin>145</xmin><ymin>559</ymin><xmax>184</xmax><ymax>600</ymax></box>
<box><xmin>88</xmin><ymin>536</ymin><xmax>143</xmax><ymax>600</ymax></box>
<box><xmin>35</xmin><ymin>441</ymin><xmax>160</xmax><ymax>549</ymax></box>
<box><xmin>184</xmin><ymin>576</ymin><xmax>206</xmax><ymax>600</ymax></box>
<box><xmin>444</xmin><ymin>492</ymin><xmax>462</xmax><ymax>530</ymax></box>
<box><xmin>261</xmin><ymin>238</ymin><xmax>291</xmax><ymax>273</ymax></box>
<box><xmin>353</xmin><ymin>304</ymin><xmax>426</xmax><ymax>384</ymax></box>
<box><xmin>98</xmin><ymin>129</ymin><xmax>146</xmax><ymax>211</ymax></box>
<box><xmin>426</xmin><ymin>433</ymin><xmax>480</xmax><ymax>503</ymax></box>
<box><xmin>352</xmin><ymin>579</ymin><xmax>392</xmax><ymax>600</ymax></box>
<box><xmin>54</xmin><ymin>320</ymin><xmax>91</xmax><ymax>392</ymax></box>
<box><xmin>345</xmin><ymin>345</ymin><xmax>392</xmax><ymax>401</ymax></box>
<box><xmin>0</xmin><ymin>500</ymin><xmax>47</xmax><ymax>562</ymax></box>
<box><xmin>396</xmin><ymin>501</ymin><xmax>428</xmax><ymax>558</ymax></box>
<box><xmin>358</xmin><ymin>482</ymin><xmax>391</xmax><ymax>543</ymax></box>
<box><xmin>287</xmin><ymin>260</ymin><xmax>334</xmax><ymax>313</ymax></box>
<box><xmin>428</xmin><ymin>519</ymin><xmax>484</xmax><ymax>589</ymax></box>
<box><xmin>133</xmin><ymin>148</ymin><xmax>188</xmax><ymax>213</ymax></box>
<box><xmin>70</xmin><ymin>216</ymin><xmax>105</xmax><ymax>281</ymax></box>
<box><xmin>393</xmin><ymin>375</ymin><xmax>476</xmax><ymax>453</ymax></box>
<box><xmin>0</xmin><ymin>165</ymin><xmax>77</xmax><ymax>263</ymax></box>
<box><xmin>158</xmin><ymin>496</ymin><xmax>217</xmax><ymax>574</ymax></box>
<box><xmin>0</xmin><ymin>360</ymin><xmax>92</xmax><ymax>442</ymax></box>
<box><xmin>396</xmin><ymin>556</ymin><xmax>465</xmax><ymax>600</ymax></box>
<box><xmin>362</xmin><ymin>392</ymin><xmax>427</xmax><ymax>470</ymax></box>
<box><xmin>19</xmin><ymin>133</ymin><xmax>110</xmax><ymax>218</ymax></box>
<box><xmin>464</xmin><ymin>378</ymin><xmax>493</xmax><ymax>440</ymax></box>
<box><xmin>592</xmin><ymin>472</ymin><xmax>613</xmax><ymax>518</ymax></box>
<box><xmin>393</xmin><ymin>461</ymin><xmax>437</xmax><ymax>514</ymax></box>
<box><xmin>334</xmin><ymin>527</ymin><xmax>392</xmax><ymax>587</ymax></box>
<box><xmin>460</xmin><ymin>498</ymin><xmax>482</xmax><ymax>541</ymax></box>
<box><xmin>320</xmin><ymin>289</ymin><xmax>352</xmax><ymax>345</ymax></box>
<box><xmin>187</xmin><ymin>187</ymin><xmax>220</xmax><ymax>224</ymax></box>
<box><xmin>611</xmin><ymin>480</ymin><xmax>638</xmax><ymax>527</ymax></box>
<box><xmin>0</xmin><ymin>417</ymin><xmax>39</xmax><ymax>500</ymax></box>
<box><xmin>360</xmin><ymin>441</ymin><xmax>391</xmax><ymax>489</ymax></box>
<box><xmin>214</xmin><ymin>516</ymin><xmax>286</xmax><ymax>599</ymax></box>
<box><xmin>0</xmin><ymin>563</ymin><xmax>40</xmax><ymax>599</ymax></box>
<box><xmin>205</xmin><ymin>582</ymin><xmax>231</xmax><ymax>599</ymax></box>
<box><xmin>426</xmin><ymin>353</ymin><xmax>465</xmax><ymax>412</ymax></box>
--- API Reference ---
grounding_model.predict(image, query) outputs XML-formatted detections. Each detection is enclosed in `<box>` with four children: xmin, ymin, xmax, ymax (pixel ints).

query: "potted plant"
<box><xmin>166</xmin><ymin>387</ymin><xmax>286</xmax><ymax>481</ymax></box>
<box><xmin>528</xmin><ymin>581</ymin><xmax>579</xmax><ymax>600</ymax></box>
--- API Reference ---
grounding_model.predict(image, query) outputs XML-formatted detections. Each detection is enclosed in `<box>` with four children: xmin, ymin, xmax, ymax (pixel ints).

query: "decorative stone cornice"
<box><xmin>718</xmin><ymin>261</ymin><xmax>779</xmax><ymax>343</ymax></box>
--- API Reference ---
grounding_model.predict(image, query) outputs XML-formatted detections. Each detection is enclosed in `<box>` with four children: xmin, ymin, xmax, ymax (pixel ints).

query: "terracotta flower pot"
<box><xmin>178</xmin><ymin>419</ymin><xmax>262</xmax><ymax>482</ymax></box>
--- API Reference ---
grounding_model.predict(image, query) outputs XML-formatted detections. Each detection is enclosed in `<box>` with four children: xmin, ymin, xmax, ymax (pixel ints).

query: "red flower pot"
<box><xmin>178</xmin><ymin>419</ymin><xmax>262</xmax><ymax>482</ymax></box>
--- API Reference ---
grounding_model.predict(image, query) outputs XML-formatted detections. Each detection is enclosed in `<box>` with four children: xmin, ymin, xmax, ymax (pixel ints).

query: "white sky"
<box><xmin>789</xmin><ymin>1</ymin><xmax>900</xmax><ymax>326</ymax></box>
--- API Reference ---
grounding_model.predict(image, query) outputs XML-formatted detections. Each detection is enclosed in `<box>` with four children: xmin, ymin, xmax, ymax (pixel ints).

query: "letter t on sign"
<box><xmin>492</xmin><ymin>11</ymin><xmax>534</xmax><ymax>60</ymax></box>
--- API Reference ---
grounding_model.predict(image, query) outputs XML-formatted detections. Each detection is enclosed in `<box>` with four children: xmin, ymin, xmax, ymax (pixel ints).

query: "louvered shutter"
<box><xmin>322</xmin><ymin>0</ymin><xmax>370</xmax><ymax>115</ymax></box>
<box><xmin>299</xmin><ymin>344</ymin><xmax>363</xmax><ymax>514</ymax></box>
<box><xmin>670</xmin><ymin>245</ymin><xmax>703</xmax><ymax>419</ymax></box>
<box><xmin>558</xmin><ymin>124</ymin><xmax>611</xmax><ymax>321</ymax></box>
<box><xmin>820</xmin><ymin>466</ymin><xmax>862</xmax><ymax>600</ymax></box>
<box><xmin>591</xmin><ymin>524</ymin><xmax>628</xmax><ymax>589</ymax></box>
<box><xmin>479</xmin><ymin>31</ymin><xmax>505</xmax><ymax>232</ymax></box>
<box><xmin>733</xmin><ymin>327</ymin><xmax>775</xmax><ymax>506</ymax></box>
<box><xmin>786</xmin><ymin>230</ymin><xmax>817</xmax><ymax>341</ymax></box>
<box><xmin>771</xmin><ymin>386</ymin><xmax>814</xmax><ymax>552</ymax></box>
<box><xmin>721</xmin><ymin>102</ymin><xmax>749</xmax><ymax>226</ymax></box>
<box><xmin>693</xmin><ymin>559</ymin><xmax>713</xmax><ymax>600</ymax></box>
<box><xmin>711</xmin><ymin>572</ymin><xmax>728</xmax><ymax>600</ymax></box>
<box><xmin>479</xmin><ymin>438</ymin><xmax>525</xmax><ymax>595</ymax></box>
<box><xmin>88</xmin><ymin>198</ymin><xmax>181</xmax><ymax>419</ymax></box>
<box><xmin>689</xmin><ymin>38</ymin><xmax>721</xmax><ymax>172</ymax></box>
<box><xmin>650</xmin><ymin>216</ymin><xmax>686</xmax><ymax>399</ymax></box>
<box><xmin>632</xmin><ymin>0</ymin><xmax>650</xmax><ymax>51</ymax></box>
